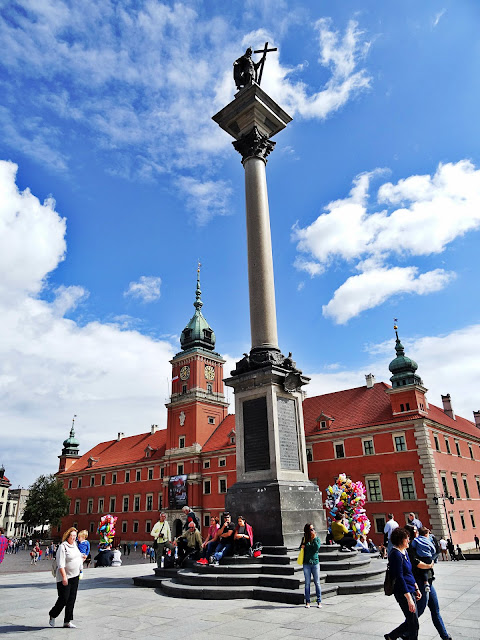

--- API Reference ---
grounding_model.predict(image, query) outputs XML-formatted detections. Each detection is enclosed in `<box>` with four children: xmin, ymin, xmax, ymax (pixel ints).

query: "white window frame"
<box><xmin>333</xmin><ymin>440</ymin><xmax>345</xmax><ymax>459</ymax></box>
<box><xmin>109</xmin><ymin>496</ymin><xmax>116</xmax><ymax>512</ymax></box>
<box><xmin>136</xmin><ymin>469</ymin><xmax>141</xmax><ymax>482</ymax></box>
<box><xmin>179</xmin><ymin>436</ymin><xmax>186</xmax><ymax>449</ymax></box>
<box><xmin>365</xmin><ymin>474</ymin><xmax>383</xmax><ymax>502</ymax></box>
<box><xmin>87</xmin><ymin>498</ymin><xmax>93</xmax><ymax>514</ymax></box>
<box><xmin>397</xmin><ymin>473</ymin><xmax>417</xmax><ymax>501</ymax></box>
<box><xmin>218</xmin><ymin>457</ymin><xmax>226</xmax><ymax>468</ymax></box>
<box><xmin>90</xmin><ymin>475</ymin><xmax>95</xmax><ymax>487</ymax></box>
<box><xmin>133</xmin><ymin>521</ymin><xmax>139</xmax><ymax>533</ymax></box>
<box><xmin>203</xmin><ymin>513</ymin><xmax>210</xmax><ymax>527</ymax></box>
<box><xmin>362</xmin><ymin>437</ymin><xmax>375</xmax><ymax>456</ymax></box>
<box><xmin>122</xmin><ymin>520</ymin><xmax>127</xmax><ymax>533</ymax></box>
<box><xmin>392</xmin><ymin>432</ymin><xmax>407</xmax><ymax>452</ymax></box>
<box><xmin>146</xmin><ymin>493</ymin><xmax>153</xmax><ymax>511</ymax></box>
<box><xmin>145</xmin><ymin>520</ymin><xmax>152</xmax><ymax>533</ymax></box>
<box><xmin>219</xmin><ymin>477</ymin><xmax>227</xmax><ymax>494</ymax></box>
<box><xmin>306</xmin><ymin>446</ymin><xmax>313</xmax><ymax>462</ymax></box>
<box><xmin>433</xmin><ymin>433</ymin><xmax>440</xmax><ymax>452</ymax></box>
<box><xmin>177</xmin><ymin>463</ymin><xmax>184</xmax><ymax>476</ymax></box>
<box><xmin>203</xmin><ymin>479</ymin><xmax>211</xmax><ymax>495</ymax></box>
<box><xmin>373</xmin><ymin>513</ymin><xmax>386</xmax><ymax>534</ymax></box>
<box><xmin>203</xmin><ymin>460</ymin><xmax>211</xmax><ymax>469</ymax></box>
<box><xmin>98</xmin><ymin>497</ymin><xmax>104</xmax><ymax>513</ymax></box>
<box><xmin>134</xmin><ymin>494</ymin><xmax>141</xmax><ymax>512</ymax></box>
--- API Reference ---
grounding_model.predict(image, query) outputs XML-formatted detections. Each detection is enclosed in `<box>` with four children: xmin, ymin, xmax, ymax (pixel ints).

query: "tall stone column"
<box><xmin>213</xmin><ymin>83</ymin><xmax>326</xmax><ymax>546</ymax></box>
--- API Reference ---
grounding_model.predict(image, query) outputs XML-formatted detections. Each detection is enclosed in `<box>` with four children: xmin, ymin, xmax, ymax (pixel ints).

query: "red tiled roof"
<box><xmin>203</xmin><ymin>414</ymin><xmax>236</xmax><ymax>452</ymax></box>
<box><xmin>303</xmin><ymin>382</ymin><xmax>477</xmax><ymax>436</ymax></box>
<box><xmin>425</xmin><ymin>403</ymin><xmax>479</xmax><ymax>438</ymax></box>
<box><xmin>59</xmin><ymin>384</ymin><xmax>478</xmax><ymax>472</ymax></box>
<box><xmin>58</xmin><ymin>429</ymin><xmax>167</xmax><ymax>475</ymax></box>
<box><xmin>0</xmin><ymin>474</ymin><xmax>11</xmax><ymax>486</ymax></box>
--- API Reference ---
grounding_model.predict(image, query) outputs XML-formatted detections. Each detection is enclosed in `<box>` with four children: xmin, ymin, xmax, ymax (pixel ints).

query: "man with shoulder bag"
<box><xmin>151</xmin><ymin>512</ymin><xmax>174</xmax><ymax>568</ymax></box>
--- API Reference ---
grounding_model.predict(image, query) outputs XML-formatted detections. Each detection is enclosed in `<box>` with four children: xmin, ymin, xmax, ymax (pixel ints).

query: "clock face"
<box><xmin>180</xmin><ymin>365</ymin><xmax>190</xmax><ymax>381</ymax></box>
<box><xmin>204</xmin><ymin>365</ymin><xmax>215</xmax><ymax>381</ymax></box>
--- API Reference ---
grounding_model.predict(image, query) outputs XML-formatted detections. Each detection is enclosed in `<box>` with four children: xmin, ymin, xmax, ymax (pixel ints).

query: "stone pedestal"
<box><xmin>224</xmin><ymin>365</ymin><xmax>326</xmax><ymax>546</ymax></box>
<box><xmin>213</xmin><ymin>81</ymin><xmax>326</xmax><ymax>547</ymax></box>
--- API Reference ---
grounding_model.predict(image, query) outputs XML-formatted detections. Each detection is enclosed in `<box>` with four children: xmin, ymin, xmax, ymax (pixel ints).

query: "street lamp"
<box><xmin>433</xmin><ymin>493</ymin><xmax>455</xmax><ymax>541</ymax></box>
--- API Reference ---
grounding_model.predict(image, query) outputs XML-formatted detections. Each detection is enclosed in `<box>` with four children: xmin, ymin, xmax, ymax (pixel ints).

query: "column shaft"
<box><xmin>244</xmin><ymin>156</ymin><xmax>278</xmax><ymax>350</ymax></box>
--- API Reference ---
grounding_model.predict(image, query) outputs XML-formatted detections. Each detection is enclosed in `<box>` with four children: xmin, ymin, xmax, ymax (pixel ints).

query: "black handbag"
<box><xmin>384</xmin><ymin>563</ymin><xmax>396</xmax><ymax>596</ymax></box>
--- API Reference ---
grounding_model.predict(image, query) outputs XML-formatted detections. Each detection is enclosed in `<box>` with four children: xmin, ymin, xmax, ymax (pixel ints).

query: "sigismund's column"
<box><xmin>212</xmin><ymin>54</ymin><xmax>326</xmax><ymax>546</ymax></box>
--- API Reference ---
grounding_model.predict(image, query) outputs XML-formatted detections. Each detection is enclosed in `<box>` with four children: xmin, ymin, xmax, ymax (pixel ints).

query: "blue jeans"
<box><xmin>389</xmin><ymin>591</ymin><xmax>419</xmax><ymax>640</ymax></box>
<box><xmin>417</xmin><ymin>581</ymin><xmax>450</xmax><ymax>639</ymax></box>
<box><xmin>212</xmin><ymin>541</ymin><xmax>232</xmax><ymax>562</ymax></box>
<box><xmin>303</xmin><ymin>563</ymin><xmax>321</xmax><ymax>603</ymax></box>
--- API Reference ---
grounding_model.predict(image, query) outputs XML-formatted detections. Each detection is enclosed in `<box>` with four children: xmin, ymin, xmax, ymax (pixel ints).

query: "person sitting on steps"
<box><xmin>331</xmin><ymin>513</ymin><xmax>357</xmax><ymax>551</ymax></box>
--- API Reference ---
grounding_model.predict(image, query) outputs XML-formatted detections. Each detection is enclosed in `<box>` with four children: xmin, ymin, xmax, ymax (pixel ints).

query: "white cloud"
<box><xmin>0</xmin><ymin>161</ymin><xmax>66</xmax><ymax>297</ymax></box>
<box><xmin>176</xmin><ymin>176</ymin><xmax>233</xmax><ymax>225</ymax></box>
<box><xmin>124</xmin><ymin>276</ymin><xmax>162</xmax><ymax>303</ymax></box>
<box><xmin>244</xmin><ymin>20</ymin><xmax>371</xmax><ymax>120</ymax></box>
<box><xmin>433</xmin><ymin>9</ymin><xmax>446</xmax><ymax>27</ymax></box>
<box><xmin>306</xmin><ymin>324</ymin><xmax>480</xmax><ymax>424</ymax></box>
<box><xmin>0</xmin><ymin>5</ymin><xmax>372</xmax><ymax>221</ymax></box>
<box><xmin>322</xmin><ymin>266</ymin><xmax>454</xmax><ymax>324</ymax></box>
<box><xmin>293</xmin><ymin>160</ymin><xmax>480</xmax><ymax>321</ymax></box>
<box><xmin>0</xmin><ymin>162</ymin><xmax>175</xmax><ymax>487</ymax></box>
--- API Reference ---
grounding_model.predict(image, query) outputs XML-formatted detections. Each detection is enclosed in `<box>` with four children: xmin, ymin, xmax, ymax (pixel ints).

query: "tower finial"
<box><xmin>70</xmin><ymin>414</ymin><xmax>77</xmax><ymax>436</ymax></box>
<box><xmin>393</xmin><ymin>318</ymin><xmax>399</xmax><ymax>341</ymax></box>
<box><xmin>195</xmin><ymin>261</ymin><xmax>203</xmax><ymax>310</ymax></box>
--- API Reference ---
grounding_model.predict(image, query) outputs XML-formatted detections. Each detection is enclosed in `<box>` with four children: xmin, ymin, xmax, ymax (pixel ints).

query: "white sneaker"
<box><xmin>49</xmin><ymin>618</ymin><xmax>55</xmax><ymax>627</ymax></box>
<box><xmin>305</xmin><ymin>602</ymin><xmax>310</xmax><ymax>608</ymax></box>
<box><xmin>63</xmin><ymin>622</ymin><xmax>77</xmax><ymax>628</ymax></box>
<box><xmin>317</xmin><ymin>601</ymin><xmax>322</xmax><ymax>608</ymax></box>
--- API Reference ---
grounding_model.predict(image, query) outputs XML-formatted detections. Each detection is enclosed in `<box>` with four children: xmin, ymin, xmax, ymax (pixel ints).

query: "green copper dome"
<box><xmin>62</xmin><ymin>423</ymin><xmax>80</xmax><ymax>456</ymax></box>
<box><xmin>180</xmin><ymin>268</ymin><xmax>216</xmax><ymax>351</ymax></box>
<box><xmin>389</xmin><ymin>329</ymin><xmax>423</xmax><ymax>388</ymax></box>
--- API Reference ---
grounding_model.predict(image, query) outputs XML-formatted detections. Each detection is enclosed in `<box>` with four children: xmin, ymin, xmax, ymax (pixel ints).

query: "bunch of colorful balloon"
<box><xmin>325</xmin><ymin>473</ymin><xmax>371</xmax><ymax>537</ymax></box>
<box><xmin>97</xmin><ymin>514</ymin><xmax>117</xmax><ymax>545</ymax></box>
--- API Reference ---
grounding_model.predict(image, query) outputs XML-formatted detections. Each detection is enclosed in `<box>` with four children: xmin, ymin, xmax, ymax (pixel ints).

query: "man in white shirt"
<box><xmin>439</xmin><ymin>537</ymin><xmax>448</xmax><ymax>561</ymax></box>
<box><xmin>151</xmin><ymin>512</ymin><xmax>174</xmax><ymax>568</ymax></box>
<box><xmin>384</xmin><ymin>513</ymin><xmax>399</xmax><ymax>554</ymax></box>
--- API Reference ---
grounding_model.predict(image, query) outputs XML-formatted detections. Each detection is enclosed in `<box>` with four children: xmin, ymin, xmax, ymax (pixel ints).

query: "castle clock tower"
<box><xmin>165</xmin><ymin>268</ymin><xmax>228</xmax><ymax>453</ymax></box>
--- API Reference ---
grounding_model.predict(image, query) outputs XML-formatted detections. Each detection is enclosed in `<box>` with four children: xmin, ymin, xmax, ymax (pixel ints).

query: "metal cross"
<box><xmin>253</xmin><ymin>42</ymin><xmax>278</xmax><ymax>86</ymax></box>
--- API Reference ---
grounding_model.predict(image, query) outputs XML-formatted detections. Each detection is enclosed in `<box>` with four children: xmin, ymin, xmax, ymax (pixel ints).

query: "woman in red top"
<box><xmin>141</xmin><ymin>543</ymin><xmax>147</xmax><ymax>559</ymax></box>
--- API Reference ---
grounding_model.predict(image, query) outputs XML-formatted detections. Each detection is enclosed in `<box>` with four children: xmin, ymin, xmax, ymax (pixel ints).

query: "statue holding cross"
<box><xmin>233</xmin><ymin>42</ymin><xmax>277</xmax><ymax>90</ymax></box>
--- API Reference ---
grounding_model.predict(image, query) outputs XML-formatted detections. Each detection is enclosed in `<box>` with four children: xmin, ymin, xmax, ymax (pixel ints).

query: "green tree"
<box><xmin>23</xmin><ymin>474</ymin><xmax>70</xmax><ymax>534</ymax></box>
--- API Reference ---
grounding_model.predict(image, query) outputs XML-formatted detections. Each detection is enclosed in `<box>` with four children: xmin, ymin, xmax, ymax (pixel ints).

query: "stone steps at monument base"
<box><xmin>133</xmin><ymin>574</ymin><xmax>169</xmax><ymax>588</ymax></box>
<box><xmin>324</xmin><ymin>563</ymin><xmax>386</xmax><ymax>583</ymax></box>
<box><xmin>286</xmin><ymin>549</ymin><xmax>358</xmax><ymax>562</ymax></box>
<box><xmin>192</xmin><ymin>562</ymin><xmax>297</xmax><ymax>575</ymax></box>
<box><xmin>319</xmin><ymin>557</ymin><xmax>372</xmax><ymax>571</ymax></box>
<box><xmin>177</xmin><ymin>569</ymin><xmax>302</xmax><ymax>590</ymax></box>
<box><xmin>336</xmin><ymin>579</ymin><xmax>385</xmax><ymax>595</ymax></box>
<box><xmin>160</xmin><ymin>578</ymin><xmax>339</xmax><ymax>604</ymax></box>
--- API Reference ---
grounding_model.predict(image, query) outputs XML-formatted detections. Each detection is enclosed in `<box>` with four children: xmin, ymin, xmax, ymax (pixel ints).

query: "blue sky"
<box><xmin>1</xmin><ymin>0</ymin><xmax>479</xmax><ymax>487</ymax></box>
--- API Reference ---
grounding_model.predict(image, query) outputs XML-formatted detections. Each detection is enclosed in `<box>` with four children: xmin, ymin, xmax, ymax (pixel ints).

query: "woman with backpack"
<box><xmin>300</xmin><ymin>523</ymin><xmax>322</xmax><ymax>608</ymax></box>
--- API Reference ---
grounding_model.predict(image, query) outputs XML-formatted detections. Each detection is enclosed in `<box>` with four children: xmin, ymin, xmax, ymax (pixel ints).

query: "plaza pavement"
<box><xmin>2</xmin><ymin>554</ymin><xmax>480</xmax><ymax>639</ymax></box>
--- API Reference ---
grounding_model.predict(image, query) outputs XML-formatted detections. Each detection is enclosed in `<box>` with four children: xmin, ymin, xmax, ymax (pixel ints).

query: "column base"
<box><xmin>225</xmin><ymin>480</ymin><xmax>327</xmax><ymax>547</ymax></box>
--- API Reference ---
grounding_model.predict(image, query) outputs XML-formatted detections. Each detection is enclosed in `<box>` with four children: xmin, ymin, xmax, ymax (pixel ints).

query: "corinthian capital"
<box><xmin>232</xmin><ymin>126</ymin><xmax>276</xmax><ymax>164</ymax></box>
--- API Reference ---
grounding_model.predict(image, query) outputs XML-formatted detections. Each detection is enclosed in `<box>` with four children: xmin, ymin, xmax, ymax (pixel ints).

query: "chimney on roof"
<box><xmin>117</xmin><ymin>432</ymin><xmax>125</xmax><ymax>441</ymax></box>
<box><xmin>151</xmin><ymin>424</ymin><xmax>159</xmax><ymax>434</ymax></box>
<box><xmin>441</xmin><ymin>394</ymin><xmax>455</xmax><ymax>420</ymax></box>
<box><xmin>474</xmin><ymin>411</ymin><xmax>480</xmax><ymax>428</ymax></box>
<box><xmin>365</xmin><ymin>373</ymin><xmax>375</xmax><ymax>389</ymax></box>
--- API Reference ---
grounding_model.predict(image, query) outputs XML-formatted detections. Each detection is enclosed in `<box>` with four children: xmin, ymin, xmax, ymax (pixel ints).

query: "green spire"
<box><xmin>180</xmin><ymin>263</ymin><xmax>216</xmax><ymax>351</ymax></box>
<box><xmin>388</xmin><ymin>323</ymin><xmax>422</xmax><ymax>388</ymax></box>
<box><xmin>62</xmin><ymin>416</ymin><xmax>80</xmax><ymax>456</ymax></box>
